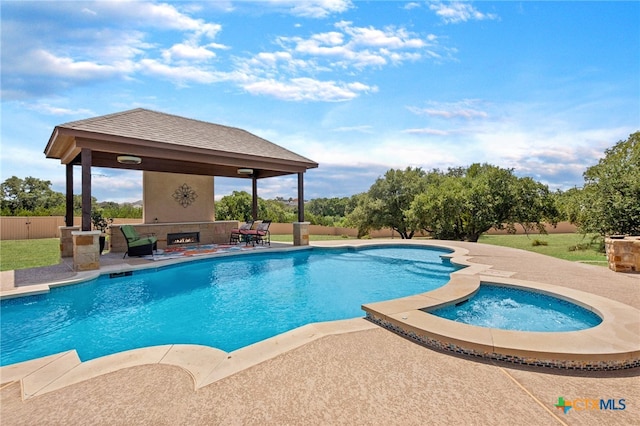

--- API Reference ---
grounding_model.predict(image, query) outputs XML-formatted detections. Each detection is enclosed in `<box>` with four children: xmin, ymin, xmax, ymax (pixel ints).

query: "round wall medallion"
<box><xmin>173</xmin><ymin>183</ymin><xmax>198</xmax><ymax>208</ymax></box>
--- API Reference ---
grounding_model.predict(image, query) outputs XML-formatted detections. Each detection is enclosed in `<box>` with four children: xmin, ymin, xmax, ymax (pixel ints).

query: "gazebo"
<box><xmin>44</xmin><ymin>108</ymin><xmax>318</xmax><ymax>266</ymax></box>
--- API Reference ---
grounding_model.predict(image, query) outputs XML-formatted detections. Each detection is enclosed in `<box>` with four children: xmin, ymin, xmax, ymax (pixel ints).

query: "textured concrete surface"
<box><xmin>1</xmin><ymin>240</ymin><xmax>639</xmax><ymax>425</ymax></box>
<box><xmin>2</xmin><ymin>328</ymin><xmax>638</xmax><ymax>425</ymax></box>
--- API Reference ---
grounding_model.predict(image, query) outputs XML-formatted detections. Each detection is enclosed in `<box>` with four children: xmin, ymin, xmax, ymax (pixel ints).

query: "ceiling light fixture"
<box><xmin>117</xmin><ymin>155</ymin><xmax>142</xmax><ymax>165</ymax></box>
<box><xmin>237</xmin><ymin>168</ymin><xmax>253</xmax><ymax>175</ymax></box>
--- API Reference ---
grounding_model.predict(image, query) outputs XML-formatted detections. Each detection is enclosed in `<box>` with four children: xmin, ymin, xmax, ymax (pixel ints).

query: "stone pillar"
<box><xmin>293</xmin><ymin>222</ymin><xmax>310</xmax><ymax>246</ymax></box>
<box><xmin>72</xmin><ymin>230</ymin><xmax>101</xmax><ymax>271</ymax></box>
<box><xmin>605</xmin><ymin>236</ymin><xmax>640</xmax><ymax>272</ymax></box>
<box><xmin>59</xmin><ymin>226</ymin><xmax>80</xmax><ymax>258</ymax></box>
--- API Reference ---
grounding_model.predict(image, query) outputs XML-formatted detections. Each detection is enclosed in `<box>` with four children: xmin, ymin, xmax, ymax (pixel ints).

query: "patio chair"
<box><xmin>120</xmin><ymin>225</ymin><xmax>158</xmax><ymax>258</ymax></box>
<box><xmin>241</xmin><ymin>220</ymin><xmax>272</xmax><ymax>246</ymax></box>
<box><xmin>229</xmin><ymin>220</ymin><xmax>254</xmax><ymax>244</ymax></box>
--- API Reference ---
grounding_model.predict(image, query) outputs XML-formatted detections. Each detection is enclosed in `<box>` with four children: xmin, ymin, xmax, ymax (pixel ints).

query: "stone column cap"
<box><xmin>71</xmin><ymin>230</ymin><xmax>102</xmax><ymax>236</ymax></box>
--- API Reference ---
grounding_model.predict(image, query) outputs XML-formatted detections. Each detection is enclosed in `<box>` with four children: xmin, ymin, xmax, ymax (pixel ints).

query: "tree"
<box><xmin>214</xmin><ymin>191</ymin><xmax>297</xmax><ymax>222</ymax></box>
<box><xmin>100</xmin><ymin>202</ymin><xmax>143</xmax><ymax>219</ymax></box>
<box><xmin>407</xmin><ymin>172</ymin><xmax>466</xmax><ymax>241</ymax></box>
<box><xmin>1</xmin><ymin>176</ymin><xmax>65</xmax><ymax>215</ymax></box>
<box><xmin>409</xmin><ymin>164</ymin><xmax>557</xmax><ymax>242</ymax></box>
<box><xmin>215</xmin><ymin>191</ymin><xmax>255</xmax><ymax>221</ymax></box>
<box><xmin>347</xmin><ymin>167</ymin><xmax>427</xmax><ymax>239</ymax></box>
<box><xmin>507</xmin><ymin>177</ymin><xmax>560</xmax><ymax>235</ymax></box>
<box><xmin>565</xmin><ymin>132</ymin><xmax>640</xmax><ymax>236</ymax></box>
<box><xmin>307</xmin><ymin>197</ymin><xmax>350</xmax><ymax>217</ymax></box>
<box><xmin>305</xmin><ymin>197</ymin><xmax>351</xmax><ymax>226</ymax></box>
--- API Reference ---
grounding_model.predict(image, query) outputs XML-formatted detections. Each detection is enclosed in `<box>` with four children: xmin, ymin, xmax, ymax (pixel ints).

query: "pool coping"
<box><xmin>358</xmin><ymin>241</ymin><xmax>640</xmax><ymax>371</ymax></box>
<box><xmin>2</xmin><ymin>240</ymin><xmax>639</xmax><ymax>400</ymax></box>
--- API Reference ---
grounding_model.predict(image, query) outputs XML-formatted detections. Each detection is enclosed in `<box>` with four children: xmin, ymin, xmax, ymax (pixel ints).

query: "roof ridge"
<box><xmin>128</xmin><ymin>109</ymin><xmax>317</xmax><ymax>163</ymax></box>
<box><xmin>60</xmin><ymin>108</ymin><xmax>147</xmax><ymax>128</ymax></box>
<box><xmin>61</xmin><ymin>108</ymin><xmax>255</xmax><ymax>135</ymax></box>
<box><xmin>51</xmin><ymin>108</ymin><xmax>318</xmax><ymax>167</ymax></box>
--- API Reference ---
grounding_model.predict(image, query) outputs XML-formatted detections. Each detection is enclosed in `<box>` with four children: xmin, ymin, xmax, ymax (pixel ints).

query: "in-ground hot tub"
<box><xmin>362</xmin><ymin>245</ymin><xmax>640</xmax><ymax>371</ymax></box>
<box><xmin>427</xmin><ymin>284</ymin><xmax>603</xmax><ymax>332</ymax></box>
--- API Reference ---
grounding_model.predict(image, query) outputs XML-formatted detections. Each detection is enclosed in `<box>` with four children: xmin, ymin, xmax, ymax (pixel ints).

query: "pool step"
<box><xmin>0</xmin><ymin>350</ymin><xmax>83</xmax><ymax>400</ymax></box>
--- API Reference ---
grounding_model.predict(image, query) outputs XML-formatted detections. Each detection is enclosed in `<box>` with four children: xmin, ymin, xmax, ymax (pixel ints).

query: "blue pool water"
<box><xmin>428</xmin><ymin>284</ymin><xmax>602</xmax><ymax>332</ymax></box>
<box><xmin>1</xmin><ymin>246</ymin><xmax>458</xmax><ymax>366</ymax></box>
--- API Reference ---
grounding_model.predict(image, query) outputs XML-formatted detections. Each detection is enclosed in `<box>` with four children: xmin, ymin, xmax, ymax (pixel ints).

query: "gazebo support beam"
<box><xmin>65</xmin><ymin>164</ymin><xmax>74</xmax><ymax>227</ymax></box>
<box><xmin>252</xmin><ymin>174</ymin><xmax>258</xmax><ymax>220</ymax></box>
<box><xmin>297</xmin><ymin>172</ymin><xmax>304</xmax><ymax>222</ymax></box>
<box><xmin>81</xmin><ymin>148</ymin><xmax>92</xmax><ymax>231</ymax></box>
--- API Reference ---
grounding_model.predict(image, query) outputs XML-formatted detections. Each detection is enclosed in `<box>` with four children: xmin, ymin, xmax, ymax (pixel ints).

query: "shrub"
<box><xmin>568</xmin><ymin>243</ymin><xmax>591</xmax><ymax>252</ymax></box>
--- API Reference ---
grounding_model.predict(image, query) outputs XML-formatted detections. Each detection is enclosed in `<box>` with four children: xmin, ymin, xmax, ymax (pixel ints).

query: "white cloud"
<box><xmin>331</xmin><ymin>125</ymin><xmax>373</xmax><ymax>133</ymax></box>
<box><xmin>138</xmin><ymin>59</ymin><xmax>228</xmax><ymax>85</ymax></box>
<box><xmin>81</xmin><ymin>8</ymin><xmax>97</xmax><ymax>16</ymax></box>
<box><xmin>403</xmin><ymin>128</ymin><xmax>451</xmax><ymax>136</ymax></box>
<box><xmin>1</xmin><ymin>2</ymin><xmax>229</xmax><ymax>98</ymax></box>
<box><xmin>1</xmin><ymin>2</ymin><xmax>448</xmax><ymax>102</ymax></box>
<box><xmin>241</xmin><ymin>77</ymin><xmax>375</xmax><ymax>101</ymax></box>
<box><xmin>123</xmin><ymin>2</ymin><xmax>222</xmax><ymax>38</ymax></box>
<box><xmin>429</xmin><ymin>1</ymin><xmax>499</xmax><ymax>24</ymax></box>
<box><xmin>337</xmin><ymin>22</ymin><xmax>426</xmax><ymax>49</ymax></box>
<box><xmin>27</xmin><ymin>103</ymin><xmax>94</xmax><ymax>116</ymax></box>
<box><xmin>162</xmin><ymin>43</ymin><xmax>217</xmax><ymax>63</ymax></box>
<box><xmin>0</xmin><ymin>145</ymin><xmax>65</xmax><ymax>181</ymax></box>
<box><xmin>407</xmin><ymin>100</ymin><xmax>490</xmax><ymax>120</ymax></box>
<box><xmin>275</xmin><ymin>21</ymin><xmax>440</xmax><ymax>71</ymax></box>
<box><xmin>230</xmin><ymin>20</ymin><xmax>435</xmax><ymax>102</ymax></box>
<box><xmin>267</xmin><ymin>0</ymin><xmax>353</xmax><ymax>18</ymax></box>
<box><xmin>27</xmin><ymin>50</ymin><xmax>129</xmax><ymax>80</ymax></box>
<box><xmin>404</xmin><ymin>3</ymin><xmax>422</xmax><ymax>11</ymax></box>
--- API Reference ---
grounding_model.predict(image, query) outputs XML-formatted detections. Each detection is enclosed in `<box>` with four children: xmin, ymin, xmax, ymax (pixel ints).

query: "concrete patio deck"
<box><xmin>1</xmin><ymin>240</ymin><xmax>639</xmax><ymax>424</ymax></box>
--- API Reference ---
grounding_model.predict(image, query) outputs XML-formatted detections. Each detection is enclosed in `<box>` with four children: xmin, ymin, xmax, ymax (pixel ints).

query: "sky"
<box><xmin>1</xmin><ymin>0</ymin><xmax>639</xmax><ymax>203</ymax></box>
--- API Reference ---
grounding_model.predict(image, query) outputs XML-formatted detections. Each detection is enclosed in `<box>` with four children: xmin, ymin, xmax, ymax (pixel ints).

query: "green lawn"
<box><xmin>0</xmin><ymin>238</ymin><xmax>61</xmax><ymax>271</ymax></box>
<box><xmin>478</xmin><ymin>233</ymin><xmax>607</xmax><ymax>264</ymax></box>
<box><xmin>0</xmin><ymin>233</ymin><xmax>606</xmax><ymax>271</ymax></box>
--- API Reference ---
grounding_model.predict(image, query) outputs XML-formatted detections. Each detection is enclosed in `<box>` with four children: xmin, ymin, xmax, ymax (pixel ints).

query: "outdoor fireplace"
<box><xmin>167</xmin><ymin>232</ymin><xmax>200</xmax><ymax>245</ymax></box>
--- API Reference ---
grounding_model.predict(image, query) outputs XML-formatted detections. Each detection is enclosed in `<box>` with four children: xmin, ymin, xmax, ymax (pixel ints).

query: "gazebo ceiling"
<box><xmin>45</xmin><ymin>108</ymin><xmax>318</xmax><ymax>179</ymax></box>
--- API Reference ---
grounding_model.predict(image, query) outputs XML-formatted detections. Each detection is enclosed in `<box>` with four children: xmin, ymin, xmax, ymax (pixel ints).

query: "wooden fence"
<box><xmin>0</xmin><ymin>216</ymin><xmax>576</xmax><ymax>241</ymax></box>
<box><xmin>0</xmin><ymin>217</ymin><xmax>143</xmax><ymax>240</ymax></box>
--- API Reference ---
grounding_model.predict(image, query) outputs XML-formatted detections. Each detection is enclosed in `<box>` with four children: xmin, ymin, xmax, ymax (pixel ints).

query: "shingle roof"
<box><xmin>56</xmin><ymin>108</ymin><xmax>317</xmax><ymax>166</ymax></box>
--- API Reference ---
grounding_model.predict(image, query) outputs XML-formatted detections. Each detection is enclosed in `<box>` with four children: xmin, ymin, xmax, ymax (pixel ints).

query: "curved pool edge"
<box><xmin>0</xmin><ymin>245</ymin><xmax>314</xmax><ymax>300</ymax></box>
<box><xmin>0</xmin><ymin>317</ymin><xmax>377</xmax><ymax>400</ymax></box>
<box><xmin>2</xmin><ymin>239</ymin><xmax>639</xmax><ymax>399</ymax></box>
<box><xmin>308</xmin><ymin>240</ymin><xmax>640</xmax><ymax>370</ymax></box>
<box><xmin>362</xmin><ymin>272</ymin><xmax>640</xmax><ymax>371</ymax></box>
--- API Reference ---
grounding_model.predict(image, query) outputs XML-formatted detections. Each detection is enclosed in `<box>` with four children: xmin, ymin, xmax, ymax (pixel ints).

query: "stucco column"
<box><xmin>293</xmin><ymin>222</ymin><xmax>310</xmax><ymax>246</ymax></box>
<box><xmin>72</xmin><ymin>230</ymin><xmax>101</xmax><ymax>271</ymax></box>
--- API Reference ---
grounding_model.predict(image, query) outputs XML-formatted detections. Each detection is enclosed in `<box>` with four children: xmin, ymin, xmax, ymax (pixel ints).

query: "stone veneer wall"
<box><xmin>72</xmin><ymin>231</ymin><xmax>101</xmax><ymax>271</ymax></box>
<box><xmin>293</xmin><ymin>222</ymin><xmax>310</xmax><ymax>246</ymax></box>
<box><xmin>605</xmin><ymin>236</ymin><xmax>640</xmax><ymax>272</ymax></box>
<box><xmin>110</xmin><ymin>221</ymin><xmax>239</xmax><ymax>253</ymax></box>
<box><xmin>59</xmin><ymin>226</ymin><xmax>80</xmax><ymax>258</ymax></box>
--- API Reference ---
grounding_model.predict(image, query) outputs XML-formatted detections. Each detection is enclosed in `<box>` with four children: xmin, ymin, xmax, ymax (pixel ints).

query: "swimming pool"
<box><xmin>427</xmin><ymin>284</ymin><xmax>602</xmax><ymax>332</ymax></box>
<box><xmin>1</xmin><ymin>246</ymin><xmax>458</xmax><ymax>366</ymax></box>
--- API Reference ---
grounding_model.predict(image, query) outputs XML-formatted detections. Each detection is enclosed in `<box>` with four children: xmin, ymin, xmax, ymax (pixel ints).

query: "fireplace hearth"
<box><xmin>167</xmin><ymin>232</ymin><xmax>200</xmax><ymax>245</ymax></box>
